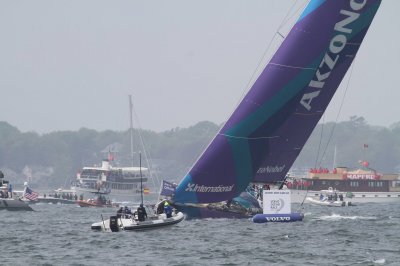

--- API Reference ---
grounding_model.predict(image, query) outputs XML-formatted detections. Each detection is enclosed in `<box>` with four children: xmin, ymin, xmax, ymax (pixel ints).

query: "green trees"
<box><xmin>1</xmin><ymin>117</ymin><xmax>399</xmax><ymax>188</ymax></box>
<box><xmin>292</xmin><ymin>116</ymin><xmax>400</xmax><ymax>173</ymax></box>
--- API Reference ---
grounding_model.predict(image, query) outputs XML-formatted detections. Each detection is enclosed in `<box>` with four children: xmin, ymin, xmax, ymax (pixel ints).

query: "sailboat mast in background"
<box><xmin>129</xmin><ymin>95</ymin><xmax>135</xmax><ymax>167</ymax></box>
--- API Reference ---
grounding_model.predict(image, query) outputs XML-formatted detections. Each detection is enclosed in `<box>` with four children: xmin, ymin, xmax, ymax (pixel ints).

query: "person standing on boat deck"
<box><xmin>137</xmin><ymin>204</ymin><xmax>147</xmax><ymax>221</ymax></box>
<box><xmin>117</xmin><ymin>207</ymin><xmax>124</xmax><ymax>218</ymax></box>
<box><xmin>333</xmin><ymin>192</ymin><xmax>338</xmax><ymax>201</ymax></box>
<box><xmin>164</xmin><ymin>201</ymin><xmax>173</xmax><ymax>218</ymax></box>
<box><xmin>339</xmin><ymin>194</ymin><xmax>344</xmax><ymax>201</ymax></box>
<box><xmin>124</xmin><ymin>206</ymin><xmax>132</xmax><ymax>218</ymax></box>
<box><xmin>8</xmin><ymin>183</ymin><xmax>12</xmax><ymax>198</ymax></box>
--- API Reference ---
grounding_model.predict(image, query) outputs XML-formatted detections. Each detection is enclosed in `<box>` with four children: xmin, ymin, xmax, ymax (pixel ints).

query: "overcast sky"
<box><xmin>0</xmin><ymin>0</ymin><xmax>398</xmax><ymax>134</ymax></box>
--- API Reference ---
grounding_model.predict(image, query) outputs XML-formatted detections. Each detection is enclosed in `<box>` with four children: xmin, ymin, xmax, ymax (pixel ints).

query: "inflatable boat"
<box><xmin>91</xmin><ymin>209</ymin><xmax>184</xmax><ymax>231</ymax></box>
<box><xmin>306</xmin><ymin>197</ymin><xmax>353</xmax><ymax>207</ymax></box>
<box><xmin>252</xmin><ymin>212</ymin><xmax>304</xmax><ymax>223</ymax></box>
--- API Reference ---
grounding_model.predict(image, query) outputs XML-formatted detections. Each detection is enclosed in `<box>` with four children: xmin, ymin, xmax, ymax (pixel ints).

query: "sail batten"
<box><xmin>268</xmin><ymin>63</ymin><xmax>317</xmax><ymax>71</ymax></box>
<box><xmin>172</xmin><ymin>0</ymin><xmax>382</xmax><ymax>204</ymax></box>
<box><xmin>220</xmin><ymin>134</ymin><xmax>279</xmax><ymax>140</ymax></box>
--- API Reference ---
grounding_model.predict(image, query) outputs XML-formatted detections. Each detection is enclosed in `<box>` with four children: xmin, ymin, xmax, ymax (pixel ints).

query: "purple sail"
<box><xmin>173</xmin><ymin>0</ymin><xmax>382</xmax><ymax>204</ymax></box>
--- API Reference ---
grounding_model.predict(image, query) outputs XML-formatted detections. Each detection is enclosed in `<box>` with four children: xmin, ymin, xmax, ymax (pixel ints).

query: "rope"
<box><xmin>232</xmin><ymin>0</ymin><xmax>304</xmax><ymax>108</ymax></box>
<box><xmin>314</xmin><ymin>115</ymin><xmax>325</xmax><ymax>168</ymax></box>
<box><xmin>279</xmin><ymin>0</ymin><xmax>308</xmax><ymax>29</ymax></box>
<box><xmin>317</xmin><ymin>61</ymin><xmax>357</xmax><ymax>167</ymax></box>
<box><xmin>299</xmin><ymin>59</ymin><xmax>358</xmax><ymax>209</ymax></box>
<box><xmin>130</xmin><ymin>98</ymin><xmax>161</xmax><ymax>195</ymax></box>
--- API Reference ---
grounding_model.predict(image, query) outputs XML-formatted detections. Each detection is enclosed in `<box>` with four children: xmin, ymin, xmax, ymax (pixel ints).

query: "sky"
<box><xmin>0</xmin><ymin>0</ymin><xmax>398</xmax><ymax>134</ymax></box>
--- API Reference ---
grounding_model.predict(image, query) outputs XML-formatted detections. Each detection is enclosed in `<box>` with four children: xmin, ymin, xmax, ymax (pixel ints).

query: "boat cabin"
<box><xmin>297</xmin><ymin>167</ymin><xmax>400</xmax><ymax>192</ymax></box>
<box><xmin>75</xmin><ymin>159</ymin><xmax>149</xmax><ymax>191</ymax></box>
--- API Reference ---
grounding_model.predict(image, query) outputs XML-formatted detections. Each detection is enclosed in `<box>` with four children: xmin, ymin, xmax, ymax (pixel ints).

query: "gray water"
<box><xmin>1</xmin><ymin>202</ymin><xmax>399</xmax><ymax>266</ymax></box>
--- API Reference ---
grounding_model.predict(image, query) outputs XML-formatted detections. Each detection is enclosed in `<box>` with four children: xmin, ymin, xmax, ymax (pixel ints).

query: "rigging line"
<box><xmin>202</xmin><ymin>2</ymin><xmax>307</xmax><ymax>165</ymax></box>
<box><xmin>277</xmin><ymin>0</ymin><xmax>304</xmax><ymax>30</ymax></box>
<box><xmin>130</xmin><ymin>98</ymin><xmax>160</xmax><ymax>193</ymax></box>
<box><xmin>303</xmin><ymin>60</ymin><xmax>358</xmax><ymax>208</ymax></box>
<box><xmin>233</xmin><ymin>0</ymin><xmax>303</xmax><ymax>106</ymax></box>
<box><xmin>237</xmin><ymin>35</ymin><xmax>279</xmax><ymax>101</ymax></box>
<box><xmin>314</xmin><ymin>115</ymin><xmax>325</xmax><ymax>168</ymax></box>
<box><xmin>317</xmin><ymin>60</ymin><xmax>357</xmax><ymax>168</ymax></box>
<box><xmin>299</xmin><ymin>187</ymin><xmax>309</xmax><ymax>208</ymax></box>
<box><xmin>285</xmin><ymin>0</ymin><xmax>318</xmax><ymax>202</ymax></box>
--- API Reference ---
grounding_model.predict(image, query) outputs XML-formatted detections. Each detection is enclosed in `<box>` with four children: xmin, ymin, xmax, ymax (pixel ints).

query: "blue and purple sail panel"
<box><xmin>173</xmin><ymin>0</ymin><xmax>381</xmax><ymax>204</ymax></box>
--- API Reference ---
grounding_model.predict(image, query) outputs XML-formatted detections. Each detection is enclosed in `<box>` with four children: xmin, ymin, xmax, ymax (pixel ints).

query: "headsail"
<box><xmin>173</xmin><ymin>0</ymin><xmax>381</xmax><ymax>204</ymax></box>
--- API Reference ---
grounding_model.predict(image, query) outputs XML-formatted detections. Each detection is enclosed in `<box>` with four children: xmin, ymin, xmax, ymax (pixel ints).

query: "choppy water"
<box><xmin>1</xmin><ymin>202</ymin><xmax>399</xmax><ymax>265</ymax></box>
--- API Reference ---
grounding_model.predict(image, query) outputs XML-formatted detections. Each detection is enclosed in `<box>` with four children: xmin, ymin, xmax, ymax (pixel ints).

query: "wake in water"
<box><xmin>372</xmin><ymin>258</ymin><xmax>386</xmax><ymax>264</ymax></box>
<box><xmin>316</xmin><ymin>213</ymin><xmax>377</xmax><ymax>221</ymax></box>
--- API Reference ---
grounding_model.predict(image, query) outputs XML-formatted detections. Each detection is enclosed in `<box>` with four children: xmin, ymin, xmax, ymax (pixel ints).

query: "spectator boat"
<box><xmin>76</xmin><ymin>191</ymin><xmax>119</xmax><ymax>207</ymax></box>
<box><xmin>91</xmin><ymin>203</ymin><xmax>184</xmax><ymax>231</ymax></box>
<box><xmin>0</xmin><ymin>171</ymin><xmax>33</xmax><ymax>211</ymax></box>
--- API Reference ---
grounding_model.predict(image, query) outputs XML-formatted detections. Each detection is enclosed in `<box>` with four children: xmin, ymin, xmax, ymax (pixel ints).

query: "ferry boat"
<box><xmin>289</xmin><ymin>165</ymin><xmax>400</xmax><ymax>203</ymax></box>
<box><xmin>74</xmin><ymin>96</ymin><xmax>154</xmax><ymax>201</ymax></box>
<box><xmin>73</xmin><ymin>159</ymin><xmax>150</xmax><ymax>199</ymax></box>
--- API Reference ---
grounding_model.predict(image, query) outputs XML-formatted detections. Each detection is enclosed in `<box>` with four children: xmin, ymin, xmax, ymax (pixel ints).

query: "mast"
<box><xmin>333</xmin><ymin>145</ymin><xmax>337</xmax><ymax>170</ymax></box>
<box><xmin>129</xmin><ymin>95</ymin><xmax>134</xmax><ymax>167</ymax></box>
<box><xmin>140</xmin><ymin>152</ymin><xmax>143</xmax><ymax>205</ymax></box>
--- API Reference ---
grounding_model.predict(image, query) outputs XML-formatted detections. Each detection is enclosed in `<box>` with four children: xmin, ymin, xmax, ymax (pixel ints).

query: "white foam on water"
<box><xmin>318</xmin><ymin>213</ymin><xmax>377</xmax><ymax>221</ymax></box>
<box><xmin>372</xmin><ymin>258</ymin><xmax>386</xmax><ymax>264</ymax></box>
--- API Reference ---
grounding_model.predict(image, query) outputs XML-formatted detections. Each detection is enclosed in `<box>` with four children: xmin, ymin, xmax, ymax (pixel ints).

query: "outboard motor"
<box><xmin>109</xmin><ymin>216</ymin><xmax>119</xmax><ymax>232</ymax></box>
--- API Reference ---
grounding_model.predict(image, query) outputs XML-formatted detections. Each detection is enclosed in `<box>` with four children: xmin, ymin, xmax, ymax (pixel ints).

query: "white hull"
<box><xmin>290</xmin><ymin>190</ymin><xmax>400</xmax><ymax>203</ymax></box>
<box><xmin>73</xmin><ymin>187</ymin><xmax>146</xmax><ymax>201</ymax></box>
<box><xmin>34</xmin><ymin>197</ymin><xmax>76</xmax><ymax>205</ymax></box>
<box><xmin>91</xmin><ymin>212</ymin><xmax>184</xmax><ymax>231</ymax></box>
<box><xmin>305</xmin><ymin>197</ymin><xmax>353</xmax><ymax>207</ymax></box>
<box><xmin>0</xmin><ymin>198</ymin><xmax>33</xmax><ymax>211</ymax></box>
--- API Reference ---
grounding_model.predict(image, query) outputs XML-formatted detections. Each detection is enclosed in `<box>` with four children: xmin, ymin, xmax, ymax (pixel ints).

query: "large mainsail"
<box><xmin>173</xmin><ymin>0</ymin><xmax>381</xmax><ymax>204</ymax></box>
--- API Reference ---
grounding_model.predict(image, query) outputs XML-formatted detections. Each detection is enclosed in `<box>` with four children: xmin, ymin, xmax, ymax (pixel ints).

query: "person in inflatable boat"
<box><xmin>164</xmin><ymin>201</ymin><xmax>173</xmax><ymax>218</ymax></box>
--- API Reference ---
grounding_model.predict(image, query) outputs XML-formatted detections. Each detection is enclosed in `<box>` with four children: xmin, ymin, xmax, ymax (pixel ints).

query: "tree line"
<box><xmin>1</xmin><ymin>116</ymin><xmax>399</xmax><ymax>188</ymax></box>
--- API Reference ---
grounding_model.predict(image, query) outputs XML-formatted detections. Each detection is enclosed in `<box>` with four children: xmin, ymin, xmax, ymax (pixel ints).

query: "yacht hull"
<box><xmin>0</xmin><ymin>198</ymin><xmax>33</xmax><ymax>211</ymax></box>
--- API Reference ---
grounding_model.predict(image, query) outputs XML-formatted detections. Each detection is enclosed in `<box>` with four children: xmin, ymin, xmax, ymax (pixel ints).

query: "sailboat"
<box><xmin>73</xmin><ymin>96</ymin><xmax>153</xmax><ymax>200</ymax></box>
<box><xmin>91</xmin><ymin>99</ymin><xmax>184</xmax><ymax>231</ymax></box>
<box><xmin>164</xmin><ymin>0</ymin><xmax>382</xmax><ymax>219</ymax></box>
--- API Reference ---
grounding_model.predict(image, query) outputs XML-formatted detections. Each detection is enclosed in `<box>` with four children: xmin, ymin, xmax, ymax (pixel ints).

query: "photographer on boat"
<box><xmin>137</xmin><ymin>204</ymin><xmax>147</xmax><ymax>221</ymax></box>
